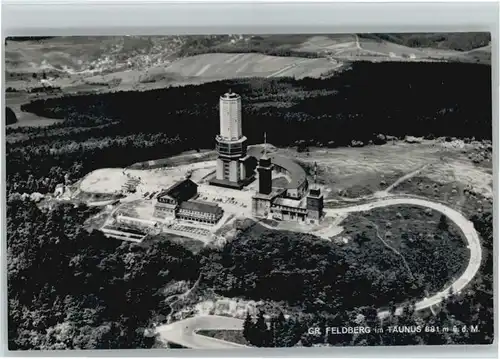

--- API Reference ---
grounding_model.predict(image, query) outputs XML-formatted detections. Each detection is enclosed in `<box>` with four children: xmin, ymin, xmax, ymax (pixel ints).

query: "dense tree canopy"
<box><xmin>7</xmin><ymin>199</ymin><xmax>200</xmax><ymax>350</ymax></box>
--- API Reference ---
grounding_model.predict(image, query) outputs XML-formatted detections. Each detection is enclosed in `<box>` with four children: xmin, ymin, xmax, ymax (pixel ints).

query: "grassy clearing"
<box><xmin>283</xmin><ymin>140</ymin><xmax>492</xmax><ymax>203</ymax></box>
<box><xmin>391</xmin><ymin>176</ymin><xmax>493</xmax><ymax>219</ymax></box>
<box><xmin>335</xmin><ymin>170</ymin><xmax>405</xmax><ymax>199</ymax></box>
<box><xmin>128</xmin><ymin>150</ymin><xmax>216</xmax><ymax>170</ymax></box>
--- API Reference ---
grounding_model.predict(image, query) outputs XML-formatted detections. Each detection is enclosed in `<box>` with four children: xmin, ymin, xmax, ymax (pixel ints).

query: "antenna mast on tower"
<box><xmin>313</xmin><ymin>161</ymin><xmax>318</xmax><ymax>188</ymax></box>
<box><xmin>263</xmin><ymin>132</ymin><xmax>267</xmax><ymax>156</ymax></box>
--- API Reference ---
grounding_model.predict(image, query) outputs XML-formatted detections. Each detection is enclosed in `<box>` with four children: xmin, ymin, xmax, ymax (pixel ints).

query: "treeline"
<box><xmin>359</xmin><ymin>33</ymin><xmax>491</xmax><ymax>51</ymax></box>
<box><xmin>177</xmin><ymin>34</ymin><xmax>321</xmax><ymax>58</ymax></box>
<box><xmin>7</xmin><ymin>198</ymin><xmax>200</xmax><ymax>350</ymax></box>
<box><xmin>5</xmin><ymin>36</ymin><xmax>54</xmax><ymax>43</ymax></box>
<box><xmin>243</xmin><ymin>311</ymin><xmax>304</xmax><ymax>347</ymax></box>
<box><xmin>243</xmin><ymin>305</ymin><xmax>427</xmax><ymax>346</ymax></box>
<box><xmin>179</xmin><ymin>45</ymin><xmax>321</xmax><ymax>59</ymax></box>
<box><xmin>342</xmin><ymin>209</ymin><xmax>469</xmax><ymax>296</ymax></box>
<box><xmin>7</xmin><ymin>132</ymin><xmax>184</xmax><ymax>194</ymax></box>
<box><xmin>200</xmin><ymin>211</ymin><xmax>492</xmax><ymax>346</ymax></box>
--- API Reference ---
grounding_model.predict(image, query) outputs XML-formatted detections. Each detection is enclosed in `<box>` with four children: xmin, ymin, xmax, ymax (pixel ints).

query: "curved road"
<box><xmin>323</xmin><ymin>196</ymin><xmax>482</xmax><ymax>316</ymax></box>
<box><xmin>156</xmin><ymin>315</ymin><xmax>247</xmax><ymax>349</ymax></box>
<box><xmin>155</xmin><ymin>195</ymin><xmax>482</xmax><ymax>348</ymax></box>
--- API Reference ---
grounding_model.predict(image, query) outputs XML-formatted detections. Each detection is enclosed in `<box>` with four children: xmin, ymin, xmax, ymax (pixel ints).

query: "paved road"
<box><xmin>156</xmin><ymin>315</ymin><xmax>247</xmax><ymax>349</ymax></box>
<box><xmin>156</xmin><ymin>195</ymin><xmax>482</xmax><ymax>347</ymax></box>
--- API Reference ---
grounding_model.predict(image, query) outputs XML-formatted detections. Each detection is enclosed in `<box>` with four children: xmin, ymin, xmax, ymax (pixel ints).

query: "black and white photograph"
<box><xmin>4</xmin><ymin>33</ymin><xmax>494</xmax><ymax>350</ymax></box>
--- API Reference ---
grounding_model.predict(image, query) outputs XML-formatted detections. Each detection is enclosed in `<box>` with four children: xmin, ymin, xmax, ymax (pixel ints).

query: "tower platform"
<box><xmin>209</xmin><ymin>175</ymin><xmax>255</xmax><ymax>190</ymax></box>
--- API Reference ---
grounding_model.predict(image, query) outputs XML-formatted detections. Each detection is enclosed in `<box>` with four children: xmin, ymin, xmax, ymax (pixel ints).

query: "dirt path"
<box><xmin>165</xmin><ymin>273</ymin><xmax>203</xmax><ymax>324</ymax></box>
<box><xmin>362</xmin><ymin>217</ymin><xmax>415</xmax><ymax>280</ymax></box>
<box><xmin>324</xmin><ymin>195</ymin><xmax>482</xmax><ymax>317</ymax></box>
<box><xmin>381</xmin><ymin>164</ymin><xmax>429</xmax><ymax>195</ymax></box>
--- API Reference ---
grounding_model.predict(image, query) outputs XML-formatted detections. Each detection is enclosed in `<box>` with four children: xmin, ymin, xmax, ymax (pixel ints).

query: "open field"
<box><xmin>78</xmin><ymin>138</ymin><xmax>492</xmax><ymax>211</ymax></box>
<box><xmin>162</xmin><ymin>53</ymin><xmax>340</xmax><ymax>80</ymax></box>
<box><xmin>79</xmin><ymin>162</ymin><xmax>216</xmax><ymax>195</ymax></box>
<box><xmin>391</xmin><ymin>175</ymin><xmax>493</xmax><ymax>219</ymax></box>
<box><xmin>266</xmin><ymin>140</ymin><xmax>493</xmax><ymax>201</ymax></box>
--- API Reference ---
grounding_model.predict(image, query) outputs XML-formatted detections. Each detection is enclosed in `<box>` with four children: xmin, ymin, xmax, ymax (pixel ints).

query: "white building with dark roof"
<box><xmin>178</xmin><ymin>200</ymin><xmax>224</xmax><ymax>224</ymax></box>
<box><xmin>154</xmin><ymin>178</ymin><xmax>224</xmax><ymax>225</ymax></box>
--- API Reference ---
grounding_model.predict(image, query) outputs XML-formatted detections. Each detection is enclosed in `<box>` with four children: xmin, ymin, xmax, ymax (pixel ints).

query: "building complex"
<box><xmin>154</xmin><ymin>178</ymin><xmax>224</xmax><ymax>225</ymax></box>
<box><xmin>150</xmin><ymin>90</ymin><xmax>324</xmax><ymax>227</ymax></box>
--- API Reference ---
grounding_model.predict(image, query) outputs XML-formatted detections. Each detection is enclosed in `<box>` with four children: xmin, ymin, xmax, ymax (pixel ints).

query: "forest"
<box><xmin>8</xmin><ymin>61</ymin><xmax>492</xmax><ymax>196</ymax></box>
<box><xmin>7</xmin><ymin>198</ymin><xmax>200</xmax><ymax>349</ymax></box>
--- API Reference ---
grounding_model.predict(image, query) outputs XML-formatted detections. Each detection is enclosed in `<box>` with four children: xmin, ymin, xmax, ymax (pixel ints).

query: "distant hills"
<box><xmin>6</xmin><ymin>36</ymin><xmax>54</xmax><ymax>42</ymax></box>
<box><xmin>359</xmin><ymin>33</ymin><xmax>491</xmax><ymax>52</ymax></box>
<box><xmin>4</xmin><ymin>33</ymin><xmax>491</xmax><ymax>95</ymax></box>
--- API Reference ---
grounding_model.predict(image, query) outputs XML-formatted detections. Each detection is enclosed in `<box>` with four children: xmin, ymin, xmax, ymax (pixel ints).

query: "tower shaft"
<box><xmin>210</xmin><ymin>90</ymin><xmax>251</xmax><ymax>189</ymax></box>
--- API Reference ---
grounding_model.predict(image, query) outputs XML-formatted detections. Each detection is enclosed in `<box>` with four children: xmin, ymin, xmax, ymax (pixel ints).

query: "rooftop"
<box><xmin>252</xmin><ymin>188</ymin><xmax>285</xmax><ymax>201</ymax></box>
<box><xmin>273</xmin><ymin>197</ymin><xmax>306</xmax><ymax>209</ymax></box>
<box><xmin>248</xmin><ymin>146</ymin><xmax>307</xmax><ymax>190</ymax></box>
<box><xmin>179</xmin><ymin>200</ymin><xmax>223</xmax><ymax>215</ymax></box>
<box><xmin>157</xmin><ymin>179</ymin><xmax>198</xmax><ymax>201</ymax></box>
<box><xmin>308</xmin><ymin>188</ymin><xmax>322</xmax><ymax>197</ymax></box>
<box><xmin>221</xmin><ymin>91</ymin><xmax>240</xmax><ymax>100</ymax></box>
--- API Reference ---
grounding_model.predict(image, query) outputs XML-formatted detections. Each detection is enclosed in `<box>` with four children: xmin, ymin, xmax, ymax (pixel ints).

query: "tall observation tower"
<box><xmin>210</xmin><ymin>90</ymin><xmax>253</xmax><ymax>189</ymax></box>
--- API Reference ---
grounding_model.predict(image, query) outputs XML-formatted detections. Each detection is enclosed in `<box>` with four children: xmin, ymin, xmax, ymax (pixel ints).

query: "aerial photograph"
<box><xmin>5</xmin><ymin>33</ymin><xmax>493</xmax><ymax>349</ymax></box>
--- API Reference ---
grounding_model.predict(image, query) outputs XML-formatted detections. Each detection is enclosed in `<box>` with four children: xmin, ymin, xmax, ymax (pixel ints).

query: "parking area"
<box><xmin>166</xmin><ymin>222</ymin><xmax>211</xmax><ymax>236</ymax></box>
<box><xmin>197</xmin><ymin>184</ymin><xmax>253</xmax><ymax>217</ymax></box>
